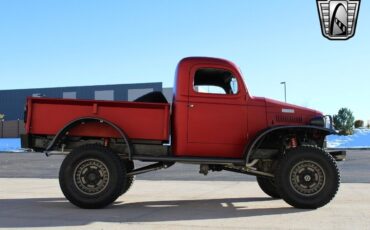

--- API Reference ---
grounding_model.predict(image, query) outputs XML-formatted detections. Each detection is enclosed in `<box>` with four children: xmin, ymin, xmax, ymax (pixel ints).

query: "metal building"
<box><xmin>0</xmin><ymin>82</ymin><xmax>163</xmax><ymax>121</ymax></box>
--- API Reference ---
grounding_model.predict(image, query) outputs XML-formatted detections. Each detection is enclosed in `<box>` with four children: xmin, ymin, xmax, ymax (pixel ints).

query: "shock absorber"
<box><xmin>103</xmin><ymin>138</ymin><xmax>109</xmax><ymax>147</ymax></box>
<box><xmin>290</xmin><ymin>137</ymin><xmax>297</xmax><ymax>148</ymax></box>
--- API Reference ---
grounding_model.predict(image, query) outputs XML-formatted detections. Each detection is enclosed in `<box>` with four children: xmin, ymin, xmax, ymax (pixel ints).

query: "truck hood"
<box><xmin>254</xmin><ymin>97</ymin><xmax>323</xmax><ymax>126</ymax></box>
<box><xmin>265</xmin><ymin>98</ymin><xmax>321</xmax><ymax>115</ymax></box>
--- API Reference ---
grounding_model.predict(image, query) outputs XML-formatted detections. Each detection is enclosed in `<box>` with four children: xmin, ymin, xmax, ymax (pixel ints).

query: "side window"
<box><xmin>193</xmin><ymin>68</ymin><xmax>238</xmax><ymax>95</ymax></box>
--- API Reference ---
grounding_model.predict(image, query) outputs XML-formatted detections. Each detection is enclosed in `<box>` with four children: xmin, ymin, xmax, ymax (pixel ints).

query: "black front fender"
<box><xmin>244</xmin><ymin>125</ymin><xmax>336</xmax><ymax>164</ymax></box>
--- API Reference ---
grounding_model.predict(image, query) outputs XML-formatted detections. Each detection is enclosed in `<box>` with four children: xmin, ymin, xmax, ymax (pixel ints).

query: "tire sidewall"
<box><xmin>59</xmin><ymin>145</ymin><xmax>126</xmax><ymax>208</ymax></box>
<box><xmin>276</xmin><ymin>147</ymin><xmax>339</xmax><ymax>208</ymax></box>
<box><xmin>256</xmin><ymin>176</ymin><xmax>281</xmax><ymax>199</ymax></box>
<box><xmin>120</xmin><ymin>160</ymin><xmax>135</xmax><ymax>195</ymax></box>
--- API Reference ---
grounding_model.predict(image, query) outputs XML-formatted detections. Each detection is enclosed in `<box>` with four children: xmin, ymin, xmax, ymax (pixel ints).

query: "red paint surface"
<box><xmin>172</xmin><ymin>57</ymin><xmax>321</xmax><ymax>158</ymax></box>
<box><xmin>27</xmin><ymin>98</ymin><xmax>170</xmax><ymax>141</ymax></box>
<box><xmin>26</xmin><ymin>57</ymin><xmax>322</xmax><ymax>158</ymax></box>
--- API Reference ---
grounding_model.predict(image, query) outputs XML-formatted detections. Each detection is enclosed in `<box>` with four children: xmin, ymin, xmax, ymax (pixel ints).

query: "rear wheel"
<box><xmin>59</xmin><ymin>144</ymin><xmax>125</xmax><ymax>209</ymax></box>
<box><xmin>120</xmin><ymin>160</ymin><xmax>135</xmax><ymax>195</ymax></box>
<box><xmin>256</xmin><ymin>177</ymin><xmax>280</xmax><ymax>199</ymax></box>
<box><xmin>275</xmin><ymin>146</ymin><xmax>340</xmax><ymax>209</ymax></box>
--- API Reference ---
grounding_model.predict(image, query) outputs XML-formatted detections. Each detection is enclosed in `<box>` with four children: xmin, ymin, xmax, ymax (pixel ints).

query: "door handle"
<box><xmin>188</xmin><ymin>104</ymin><xmax>195</xmax><ymax>108</ymax></box>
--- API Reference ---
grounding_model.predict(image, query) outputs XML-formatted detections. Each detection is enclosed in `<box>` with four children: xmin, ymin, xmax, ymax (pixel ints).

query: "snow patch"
<box><xmin>327</xmin><ymin>129</ymin><xmax>370</xmax><ymax>148</ymax></box>
<box><xmin>0</xmin><ymin>138</ymin><xmax>21</xmax><ymax>152</ymax></box>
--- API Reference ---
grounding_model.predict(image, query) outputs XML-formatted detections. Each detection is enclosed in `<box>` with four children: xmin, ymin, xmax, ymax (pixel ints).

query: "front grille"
<box><xmin>276</xmin><ymin>115</ymin><xmax>303</xmax><ymax>123</ymax></box>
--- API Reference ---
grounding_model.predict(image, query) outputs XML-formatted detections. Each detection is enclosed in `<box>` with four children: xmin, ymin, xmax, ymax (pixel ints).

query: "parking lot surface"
<box><xmin>0</xmin><ymin>179</ymin><xmax>370</xmax><ymax>229</ymax></box>
<box><xmin>0</xmin><ymin>150</ymin><xmax>369</xmax><ymax>229</ymax></box>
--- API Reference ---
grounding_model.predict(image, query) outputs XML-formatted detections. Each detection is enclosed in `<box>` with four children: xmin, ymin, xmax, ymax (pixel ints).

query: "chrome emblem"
<box><xmin>317</xmin><ymin>0</ymin><xmax>361</xmax><ymax>40</ymax></box>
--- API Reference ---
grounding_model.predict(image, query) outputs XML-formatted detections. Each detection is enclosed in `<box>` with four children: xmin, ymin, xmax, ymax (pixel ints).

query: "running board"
<box><xmin>132</xmin><ymin>155</ymin><xmax>245</xmax><ymax>165</ymax></box>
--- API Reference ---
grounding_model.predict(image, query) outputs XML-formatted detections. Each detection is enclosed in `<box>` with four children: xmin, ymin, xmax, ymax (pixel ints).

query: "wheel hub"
<box><xmin>289</xmin><ymin>160</ymin><xmax>326</xmax><ymax>196</ymax></box>
<box><xmin>73</xmin><ymin>159</ymin><xmax>110</xmax><ymax>195</ymax></box>
<box><xmin>304</xmin><ymin>175</ymin><xmax>311</xmax><ymax>182</ymax></box>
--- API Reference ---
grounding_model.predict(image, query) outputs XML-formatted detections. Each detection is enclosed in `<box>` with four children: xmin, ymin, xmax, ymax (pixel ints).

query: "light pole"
<box><xmin>280</xmin><ymin>81</ymin><xmax>287</xmax><ymax>102</ymax></box>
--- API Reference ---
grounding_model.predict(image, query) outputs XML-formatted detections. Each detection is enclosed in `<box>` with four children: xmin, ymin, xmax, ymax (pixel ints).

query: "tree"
<box><xmin>354</xmin><ymin>120</ymin><xmax>364</xmax><ymax>128</ymax></box>
<box><xmin>333</xmin><ymin>108</ymin><xmax>355</xmax><ymax>135</ymax></box>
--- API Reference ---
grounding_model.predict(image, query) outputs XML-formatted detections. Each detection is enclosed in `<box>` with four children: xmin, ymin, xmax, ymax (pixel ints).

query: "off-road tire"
<box><xmin>275</xmin><ymin>146</ymin><xmax>340</xmax><ymax>209</ymax></box>
<box><xmin>121</xmin><ymin>160</ymin><xmax>135</xmax><ymax>195</ymax></box>
<box><xmin>59</xmin><ymin>144</ymin><xmax>126</xmax><ymax>209</ymax></box>
<box><xmin>256</xmin><ymin>177</ymin><xmax>281</xmax><ymax>199</ymax></box>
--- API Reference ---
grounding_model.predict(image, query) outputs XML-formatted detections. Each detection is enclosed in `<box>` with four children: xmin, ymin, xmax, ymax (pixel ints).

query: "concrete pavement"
<box><xmin>0</xmin><ymin>178</ymin><xmax>369</xmax><ymax>229</ymax></box>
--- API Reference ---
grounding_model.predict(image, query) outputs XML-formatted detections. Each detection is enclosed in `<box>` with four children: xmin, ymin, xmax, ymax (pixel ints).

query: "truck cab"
<box><xmin>172</xmin><ymin>57</ymin><xmax>326</xmax><ymax>159</ymax></box>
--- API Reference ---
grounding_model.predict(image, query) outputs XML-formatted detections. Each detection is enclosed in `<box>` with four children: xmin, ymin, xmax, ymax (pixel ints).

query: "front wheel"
<box><xmin>275</xmin><ymin>146</ymin><xmax>340</xmax><ymax>209</ymax></box>
<box><xmin>59</xmin><ymin>144</ymin><xmax>126</xmax><ymax>209</ymax></box>
<box><xmin>256</xmin><ymin>177</ymin><xmax>281</xmax><ymax>199</ymax></box>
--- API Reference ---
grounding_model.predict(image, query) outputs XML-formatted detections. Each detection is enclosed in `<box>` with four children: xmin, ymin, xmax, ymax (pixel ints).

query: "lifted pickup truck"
<box><xmin>22</xmin><ymin>57</ymin><xmax>344</xmax><ymax>209</ymax></box>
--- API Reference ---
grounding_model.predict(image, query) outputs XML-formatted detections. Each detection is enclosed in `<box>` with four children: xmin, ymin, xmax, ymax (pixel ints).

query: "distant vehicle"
<box><xmin>22</xmin><ymin>57</ymin><xmax>344</xmax><ymax>209</ymax></box>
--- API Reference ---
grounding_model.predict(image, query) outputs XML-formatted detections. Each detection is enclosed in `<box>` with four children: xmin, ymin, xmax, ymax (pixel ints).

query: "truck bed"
<box><xmin>25</xmin><ymin>97</ymin><xmax>170</xmax><ymax>142</ymax></box>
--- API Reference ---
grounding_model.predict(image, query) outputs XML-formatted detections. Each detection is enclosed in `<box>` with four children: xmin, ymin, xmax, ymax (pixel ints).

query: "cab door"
<box><xmin>186</xmin><ymin>66</ymin><xmax>247</xmax><ymax>158</ymax></box>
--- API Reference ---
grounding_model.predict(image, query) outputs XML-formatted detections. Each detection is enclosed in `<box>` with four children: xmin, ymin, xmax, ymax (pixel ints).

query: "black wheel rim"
<box><xmin>289</xmin><ymin>160</ymin><xmax>326</xmax><ymax>196</ymax></box>
<box><xmin>73</xmin><ymin>158</ymin><xmax>110</xmax><ymax>195</ymax></box>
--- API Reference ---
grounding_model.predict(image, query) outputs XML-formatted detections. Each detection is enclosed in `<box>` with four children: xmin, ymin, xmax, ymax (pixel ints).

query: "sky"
<box><xmin>0</xmin><ymin>1</ymin><xmax>369</xmax><ymax>120</ymax></box>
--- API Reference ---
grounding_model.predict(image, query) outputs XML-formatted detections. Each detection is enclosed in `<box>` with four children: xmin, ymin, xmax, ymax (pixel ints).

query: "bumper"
<box><xmin>310</xmin><ymin>115</ymin><xmax>336</xmax><ymax>132</ymax></box>
<box><xmin>327</xmin><ymin>149</ymin><xmax>346</xmax><ymax>161</ymax></box>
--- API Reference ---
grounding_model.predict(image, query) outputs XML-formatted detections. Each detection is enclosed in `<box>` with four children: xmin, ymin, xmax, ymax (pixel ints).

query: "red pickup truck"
<box><xmin>22</xmin><ymin>57</ymin><xmax>343</xmax><ymax>209</ymax></box>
